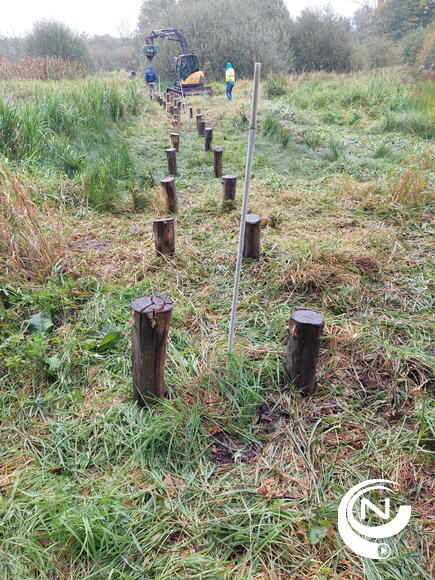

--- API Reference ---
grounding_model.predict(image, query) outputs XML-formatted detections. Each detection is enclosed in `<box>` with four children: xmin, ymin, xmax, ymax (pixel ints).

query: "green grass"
<box><xmin>0</xmin><ymin>69</ymin><xmax>434</xmax><ymax>579</ymax></box>
<box><xmin>0</xmin><ymin>79</ymin><xmax>145</xmax><ymax>210</ymax></box>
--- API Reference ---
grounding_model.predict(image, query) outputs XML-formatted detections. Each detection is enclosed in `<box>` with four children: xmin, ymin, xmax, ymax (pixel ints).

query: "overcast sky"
<box><xmin>0</xmin><ymin>1</ymin><xmax>359</xmax><ymax>37</ymax></box>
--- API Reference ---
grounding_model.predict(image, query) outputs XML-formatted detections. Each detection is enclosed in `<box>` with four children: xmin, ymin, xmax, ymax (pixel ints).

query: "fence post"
<box><xmin>214</xmin><ymin>146</ymin><xmax>223</xmax><ymax>177</ymax></box>
<box><xmin>160</xmin><ymin>177</ymin><xmax>178</xmax><ymax>213</ymax></box>
<box><xmin>170</xmin><ymin>133</ymin><xmax>180</xmax><ymax>152</ymax></box>
<box><xmin>131</xmin><ymin>295</ymin><xmax>173</xmax><ymax>404</ymax></box>
<box><xmin>165</xmin><ymin>147</ymin><xmax>177</xmax><ymax>175</ymax></box>
<box><xmin>285</xmin><ymin>308</ymin><xmax>324</xmax><ymax>396</ymax></box>
<box><xmin>153</xmin><ymin>218</ymin><xmax>175</xmax><ymax>255</ymax></box>
<box><xmin>204</xmin><ymin>128</ymin><xmax>213</xmax><ymax>151</ymax></box>
<box><xmin>243</xmin><ymin>214</ymin><xmax>261</xmax><ymax>259</ymax></box>
<box><xmin>222</xmin><ymin>175</ymin><xmax>237</xmax><ymax>200</ymax></box>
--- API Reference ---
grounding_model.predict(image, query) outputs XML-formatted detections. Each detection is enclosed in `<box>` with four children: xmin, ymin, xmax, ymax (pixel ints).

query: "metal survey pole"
<box><xmin>228</xmin><ymin>62</ymin><xmax>261</xmax><ymax>353</ymax></box>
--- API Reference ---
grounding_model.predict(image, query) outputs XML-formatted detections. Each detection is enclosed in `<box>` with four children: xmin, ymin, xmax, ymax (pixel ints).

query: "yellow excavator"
<box><xmin>144</xmin><ymin>28</ymin><xmax>212</xmax><ymax>96</ymax></box>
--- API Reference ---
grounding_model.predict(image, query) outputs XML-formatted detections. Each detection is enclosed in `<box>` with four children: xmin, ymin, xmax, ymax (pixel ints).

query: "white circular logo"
<box><xmin>338</xmin><ymin>479</ymin><xmax>411</xmax><ymax>560</ymax></box>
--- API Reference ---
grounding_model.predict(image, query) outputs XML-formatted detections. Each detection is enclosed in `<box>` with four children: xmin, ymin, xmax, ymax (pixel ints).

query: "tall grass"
<box><xmin>0</xmin><ymin>170</ymin><xmax>64</xmax><ymax>280</ymax></box>
<box><xmin>0</xmin><ymin>80</ymin><xmax>144</xmax><ymax>209</ymax></box>
<box><xmin>0</xmin><ymin>57</ymin><xmax>87</xmax><ymax>80</ymax></box>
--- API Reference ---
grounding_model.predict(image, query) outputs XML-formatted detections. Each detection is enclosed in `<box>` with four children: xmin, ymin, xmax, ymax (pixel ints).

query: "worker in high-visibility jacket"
<box><xmin>225</xmin><ymin>62</ymin><xmax>235</xmax><ymax>100</ymax></box>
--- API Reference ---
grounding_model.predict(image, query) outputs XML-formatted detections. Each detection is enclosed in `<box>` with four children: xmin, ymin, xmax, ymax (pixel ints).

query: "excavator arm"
<box><xmin>144</xmin><ymin>28</ymin><xmax>190</xmax><ymax>59</ymax></box>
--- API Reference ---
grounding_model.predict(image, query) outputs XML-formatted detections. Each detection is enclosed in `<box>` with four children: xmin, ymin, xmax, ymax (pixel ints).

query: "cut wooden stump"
<box><xmin>204</xmin><ymin>128</ymin><xmax>213</xmax><ymax>151</ymax></box>
<box><xmin>285</xmin><ymin>308</ymin><xmax>324</xmax><ymax>397</ymax></box>
<box><xmin>188</xmin><ymin>106</ymin><xmax>193</xmax><ymax>119</ymax></box>
<box><xmin>131</xmin><ymin>294</ymin><xmax>173</xmax><ymax>404</ymax></box>
<box><xmin>171</xmin><ymin>119</ymin><xmax>180</xmax><ymax>131</ymax></box>
<box><xmin>198</xmin><ymin>121</ymin><xmax>206</xmax><ymax>136</ymax></box>
<box><xmin>214</xmin><ymin>146</ymin><xmax>223</xmax><ymax>177</ymax></box>
<box><xmin>243</xmin><ymin>214</ymin><xmax>261</xmax><ymax>259</ymax></box>
<box><xmin>160</xmin><ymin>177</ymin><xmax>178</xmax><ymax>213</ymax></box>
<box><xmin>195</xmin><ymin>113</ymin><xmax>202</xmax><ymax>130</ymax></box>
<box><xmin>153</xmin><ymin>217</ymin><xmax>175</xmax><ymax>255</ymax></box>
<box><xmin>222</xmin><ymin>175</ymin><xmax>237</xmax><ymax>200</ymax></box>
<box><xmin>170</xmin><ymin>132</ymin><xmax>180</xmax><ymax>152</ymax></box>
<box><xmin>165</xmin><ymin>147</ymin><xmax>177</xmax><ymax>175</ymax></box>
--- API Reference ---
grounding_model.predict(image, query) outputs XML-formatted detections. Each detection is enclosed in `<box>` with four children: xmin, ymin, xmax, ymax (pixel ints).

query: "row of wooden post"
<box><xmin>132</xmin><ymin>296</ymin><xmax>324</xmax><ymax>404</ymax></box>
<box><xmin>134</xmin><ymin>90</ymin><xmax>324</xmax><ymax>407</ymax></box>
<box><xmin>151</xmin><ymin>212</ymin><xmax>260</xmax><ymax>259</ymax></box>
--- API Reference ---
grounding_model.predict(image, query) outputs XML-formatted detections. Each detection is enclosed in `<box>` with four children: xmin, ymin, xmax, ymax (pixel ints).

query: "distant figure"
<box><xmin>225</xmin><ymin>62</ymin><xmax>235</xmax><ymax>100</ymax></box>
<box><xmin>145</xmin><ymin>65</ymin><xmax>157</xmax><ymax>94</ymax></box>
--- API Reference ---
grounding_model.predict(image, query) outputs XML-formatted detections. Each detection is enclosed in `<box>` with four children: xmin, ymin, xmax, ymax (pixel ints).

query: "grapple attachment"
<box><xmin>144</xmin><ymin>44</ymin><xmax>157</xmax><ymax>61</ymax></box>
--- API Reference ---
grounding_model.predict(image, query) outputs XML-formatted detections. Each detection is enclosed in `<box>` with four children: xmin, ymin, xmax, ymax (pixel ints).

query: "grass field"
<box><xmin>0</xmin><ymin>68</ymin><xmax>434</xmax><ymax>579</ymax></box>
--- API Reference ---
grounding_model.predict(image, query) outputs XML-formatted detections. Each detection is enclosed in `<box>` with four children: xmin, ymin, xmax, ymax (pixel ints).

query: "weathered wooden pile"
<box><xmin>132</xmin><ymin>90</ymin><xmax>324</xmax><ymax>406</ymax></box>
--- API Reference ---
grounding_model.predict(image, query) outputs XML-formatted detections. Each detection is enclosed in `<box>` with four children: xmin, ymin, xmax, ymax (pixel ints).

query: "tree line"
<box><xmin>138</xmin><ymin>0</ymin><xmax>434</xmax><ymax>77</ymax></box>
<box><xmin>0</xmin><ymin>1</ymin><xmax>433</xmax><ymax>77</ymax></box>
<box><xmin>0</xmin><ymin>21</ymin><xmax>138</xmax><ymax>72</ymax></box>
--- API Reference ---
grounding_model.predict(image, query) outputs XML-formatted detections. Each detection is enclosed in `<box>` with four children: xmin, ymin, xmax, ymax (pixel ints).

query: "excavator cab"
<box><xmin>175</xmin><ymin>54</ymin><xmax>204</xmax><ymax>88</ymax></box>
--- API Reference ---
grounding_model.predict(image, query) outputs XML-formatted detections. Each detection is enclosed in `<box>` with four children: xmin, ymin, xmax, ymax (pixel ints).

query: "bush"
<box><xmin>265</xmin><ymin>77</ymin><xmax>289</xmax><ymax>98</ymax></box>
<box><xmin>417</xmin><ymin>28</ymin><xmax>435</xmax><ymax>69</ymax></box>
<box><xmin>25</xmin><ymin>20</ymin><xmax>90</xmax><ymax>64</ymax></box>
<box><xmin>400</xmin><ymin>27</ymin><xmax>428</xmax><ymax>64</ymax></box>
<box><xmin>291</xmin><ymin>8</ymin><xmax>353</xmax><ymax>72</ymax></box>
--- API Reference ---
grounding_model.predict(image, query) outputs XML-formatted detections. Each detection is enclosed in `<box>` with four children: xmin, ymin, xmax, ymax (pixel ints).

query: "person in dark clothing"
<box><xmin>145</xmin><ymin>65</ymin><xmax>157</xmax><ymax>94</ymax></box>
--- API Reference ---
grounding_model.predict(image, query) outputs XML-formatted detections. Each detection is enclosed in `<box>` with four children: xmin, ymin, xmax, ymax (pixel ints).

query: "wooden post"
<box><xmin>285</xmin><ymin>308</ymin><xmax>324</xmax><ymax>397</ymax></box>
<box><xmin>204</xmin><ymin>128</ymin><xmax>213</xmax><ymax>151</ymax></box>
<box><xmin>214</xmin><ymin>146</ymin><xmax>223</xmax><ymax>177</ymax></box>
<box><xmin>173</xmin><ymin>107</ymin><xmax>180</xmax><ymax>117</ymax></box>
<box><xmin>160</xmin><ymin>177</ymin><xmax>178</xmax><ymax>213</ymax></box>
<box><xmin>171</xmin><ymin>119</ymin><xmax>180</xmax><ymax>131</ymax></box>
<box><xmin>170</xmin><ymin>132</ymin><xmax>180</xmax><ymax>152</ymax></box>
<box><xmin>188</xmin><ymin>106</ymin><xmax>193</xmax><ymax>119</ymax></box>
<box><xmin>131</xmin><ymin>294</ymin><xmax>173</xmax><ymax>404</ymax></box>
<box><xmin>243</xmin><ymin>214</ymin><xmax>261</xmax><ymax>259</ymax></box>
<box><xmin>165</xmin><ymin>148</ymin><xmax>177</xmax><ymax>176</ymax></box>
<box><xmin>196</xmin><ymin>108</ymin><xmax>201</xmax><ymax>115</ymax></box>
<box><xmin>169</xmin><ymin>105</ymin><xmax>175</xmax><ymax>116</ymax></box>
<box><xmin>165</xmin><ymin>93</ymin><xmax>170</xmax><ymax>103</ymax></box>
<box><xmin>198</xmin><ymin>121</ymin><xmax>206</xmax><ymax>136</ymax></box>
<box><xmin>222</xmin><ymin>175</ymin><xmax>237</xmax><ymax>200</ymax></box>
<box><xmin>153</xmin><ymin>218</ymin><xmax>175</xmax><ymax>255</ymax></box>
<box><xmin>195</xmin><ymin>113</ymin><xmax>202</xmax><ymax>130</ymax></box>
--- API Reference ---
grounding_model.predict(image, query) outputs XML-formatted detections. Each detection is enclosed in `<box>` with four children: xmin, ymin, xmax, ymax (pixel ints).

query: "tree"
<box><xmin>138</xmin><ymin>0</ymin><xmax>294</xmax><ymax>79</ymax></box>
<box><xmin>291</xmin><ymin>9</ymin><xmax>354</xmax><ymax>72</ymax></box>
<box><xmin>400</xmin><ymin>26</ymin><xmax>430</xmax><ymax>63</ymax></box>
<box><xmin>353</xmin><ymin>4</ymin><xmax>375</xmax><ymax>40</ymax></box>
<box><xmin>87</xmin><ymin>35</ymin><xmax>137</xmax><ymax>71</ymax></box>
<box><xmin>417</xmin><ymin>26</ymin><xmax>435</xmax><ymax>67</ymax></box>
<box><xmin>370</xmin><ymin>0</ymin><xmax>434</xmax><ymax>40</ymax></box>
<box><xmin>25</xmin><ymin>20</ymin><xmax>90</xmax><ymax>63</ymax></box>
<box><xmin>138</xmin><ymin>0</ymin><xmax>177</xmax><ymax>36</ymax></box>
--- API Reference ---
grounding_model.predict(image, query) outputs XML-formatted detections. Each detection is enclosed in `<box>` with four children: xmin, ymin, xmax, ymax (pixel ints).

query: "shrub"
<box><xmin>417</xmin><ymin>28</ymin><xmax>435</xmax><ymax>69</ymax></box>
<box><xmin>265</xmin><ymin>77</ymin><xmax>289</xmax><ymax>98</ymax></box>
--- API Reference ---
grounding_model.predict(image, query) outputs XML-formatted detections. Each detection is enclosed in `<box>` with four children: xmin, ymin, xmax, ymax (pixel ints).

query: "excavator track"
<box><xmin>167</xmin><ymin>86</ymin><xmax>213</xmax><ymax>97</ymax></box>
